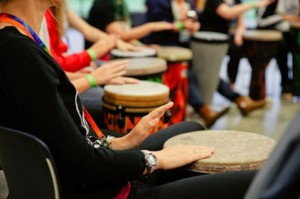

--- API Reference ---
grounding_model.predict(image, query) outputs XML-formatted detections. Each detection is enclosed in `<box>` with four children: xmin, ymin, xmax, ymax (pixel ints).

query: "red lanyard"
<box><xmin>0</xmin><ymin>13</ymin><xmax>105</xmax><ymax>138</ymax></box>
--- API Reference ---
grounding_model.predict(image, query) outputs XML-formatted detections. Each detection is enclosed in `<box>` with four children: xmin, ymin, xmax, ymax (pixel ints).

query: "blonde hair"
<box><xmin>50</xmin><ymin>1</ymin><xmax>66</xmax><ymax>39</ymax></box>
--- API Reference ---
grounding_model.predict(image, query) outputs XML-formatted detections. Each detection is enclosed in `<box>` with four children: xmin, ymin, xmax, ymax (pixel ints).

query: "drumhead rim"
<box><xmin>157</xmin><ymin>46</ymin><xmax>193</xmax><ymax>61</ymax></box>
<box><xmin>192</xmin><ymin>31</ymin><xmax>229</xmax><ymax>43</ymax></box>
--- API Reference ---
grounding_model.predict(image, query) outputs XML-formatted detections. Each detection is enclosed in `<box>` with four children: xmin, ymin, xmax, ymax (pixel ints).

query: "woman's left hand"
<box><xmin>110</xmin><ymin>102</ymin><xmax>174</xmax><ymax>150</ymax></box>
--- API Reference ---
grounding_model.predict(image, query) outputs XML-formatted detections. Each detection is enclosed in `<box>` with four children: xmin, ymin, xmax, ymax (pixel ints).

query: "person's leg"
<box><xmin>227</xmin><ymin>35</ymin><xmax>243</xmax><ymax>85</ymax></box>
<box><xmin>79</xmin><ymin>87</ymin><xmax>105</xmax><ymax>128</ymax></box>
<box><xmin>188</xmin><ymin>70</ymin><xmax>230</xmax><ymax>128</ymax></box>
<box><xmin>217</xmin><ymin>78</ymin><xmax>268</xmax><ymax>115</ymax></box>
<box><xmin>131</xmin><ymin>170</ymin><xmax>256</xmax><ymax>199</ymax></box>
<box><xmin>217</xmin><ymin>78</ymin><xmax>240</xmax><ymax>102</ymax></box>
<box><xmin>276</xmin><ymin>32</ymin><xmax>293</xmax><ymax>94</ymax></box>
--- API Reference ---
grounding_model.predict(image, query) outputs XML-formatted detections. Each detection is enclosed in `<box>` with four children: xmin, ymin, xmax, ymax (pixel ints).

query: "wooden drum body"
<box><xmin>124</xmin><ymin>57</ymin><xmax>167</xmax><ymax>83</ymax></box>
<box><xmin>157</xmin><ymin>46</ymin><xmax>192</xmax><ymax>124</ymax></box>
<box><xmin>103</xmin><ymin>81</ymin><xmax>170</xmax><ymax>134</ymax></box>
<box><xmin>290</xmin><ymin>22</ymin><xmax>300</xmax><ymax>97</ymax></box>
<box><xmin>243</xmin><ymin>30</ymin><xmax>282</xmax><ymax>100</ymax></box>
<box><xmin>164</xmin><ymin>130</ymin><xmax>276</xmax><ymax>173</ymax></box>
<box><xmin>191</xmin><ymin>31</ymin><xmax>229</xmax><ymax>104</ymax></box>
<box><xmin>110</xmin><ymin>47</ymin><xmax>157</xmax><ymax>59</ymax></box>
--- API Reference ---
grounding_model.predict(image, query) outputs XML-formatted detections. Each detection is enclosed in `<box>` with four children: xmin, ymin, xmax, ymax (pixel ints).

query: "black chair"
<box><xmin>0</xmin><ymin>126</ymin><xmax>61</xmax><ymax>199</ymax></box>
<box><xmin>245</xmin><ymin>110</ymin><xmax>300</xmax><ymax>199</ymax></box>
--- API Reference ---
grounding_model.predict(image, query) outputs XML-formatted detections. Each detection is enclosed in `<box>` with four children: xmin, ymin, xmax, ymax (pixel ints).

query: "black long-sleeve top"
<box><xmin>0</xmin><ymin>27</ymin><xmax>145</xmax><ymax>198</ymax></box>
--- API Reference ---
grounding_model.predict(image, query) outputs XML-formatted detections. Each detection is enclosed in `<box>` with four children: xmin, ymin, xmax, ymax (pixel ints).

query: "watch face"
<box><xmin>148</xmin><ymin>154</ymin><xmax>157</xmax><ymax>166</ymax></box>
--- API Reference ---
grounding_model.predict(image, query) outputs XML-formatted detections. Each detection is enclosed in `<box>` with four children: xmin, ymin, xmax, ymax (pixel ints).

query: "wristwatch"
<box><xmin>141</xmin><ymin>150</ymin><xmax>157</xmax><ymax>174</ymax></box>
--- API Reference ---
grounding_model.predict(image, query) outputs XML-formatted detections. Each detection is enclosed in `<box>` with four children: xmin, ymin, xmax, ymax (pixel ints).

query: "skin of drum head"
<box><xmin>125</xmin><ymin>58</ymin><xmax>167</xmax><ymax>76</ymax></box>
<box><xmin>157</xmin><ymin>46</ymin><xmax>193</xmax><ymax>61</ymax></box>
<box><xmin>110</xmin><ymin>47</ymin><xmax>157</xmax><ymax>58</ymax></box>
<box><xmin>243</xmin><ymin>30</ymin><xmax>283</xmax><ymax>42</ymax></box>
<box><xmin>192</xmin><ymin>31</ymin><xmax>229</xmax><ymax>43</ymax></box>
<box><xmin>164</xmin><ymin>130</ymin><xmax>277</xmax><ymax>173</ymax></box>
<box><xmin>103</xmin><ymin>80</ymin><xmax>170</xmax><ymax>107</ymax></box>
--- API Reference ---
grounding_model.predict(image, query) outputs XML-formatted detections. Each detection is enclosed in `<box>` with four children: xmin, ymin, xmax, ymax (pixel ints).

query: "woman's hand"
<box><xmin>110</xmin><ymin>102</ymin><xmax>174</xmax><ymax>150</ymax></box>
<box><xmin>153</xmin><ymin>144</ymin><xmax>215</xmax><ymax>171</ymax></box>
<box><xmin>89</xmin><ymin>34</ymin><xmax>118</xmax><ymax>58</ymax></box>
<box><xmin>106</xmin><ymin>76</ymin><xmax>140</xmax><ymax>85</ymax></box>
<box><xmin>116</xmin><ymin>39</ymin><xmax>141</xmax><ymax>51</ymax></box>
<box><xmin>183</xmin><ymin>19</ymin><xmax>200</xmax><ymax>33</ymax></box>
<box><xmin>90</xmin><ymin>60</ymin><xmax>128</xmax><ymax>86</ymax></box>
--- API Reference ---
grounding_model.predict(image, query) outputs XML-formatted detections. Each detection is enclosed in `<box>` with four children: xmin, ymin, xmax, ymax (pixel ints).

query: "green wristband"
<box><xmin>177</xmin><ymin>21</ymin><xmax>184</xmax><ymax>31</ymax></box>
<box><xmin>85</xmin><ymin>74</ymin><xmax>97</xmax><ymax>88</ymax></box>
<box><xmin>250</xmin><ymin>2</ymin><xmax>256</xmax><ymax>9</ymax></box>
<box><xmin>87</xmin><ymin>48</ymin><xmax>97</xmax><ymax>61</ymax></box>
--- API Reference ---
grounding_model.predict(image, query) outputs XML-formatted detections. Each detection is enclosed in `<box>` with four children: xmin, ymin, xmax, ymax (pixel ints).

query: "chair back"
<box><xmin>0</xmin><ymin>126</ymin><xmax>61</xmax><ymax>199</ymax></box>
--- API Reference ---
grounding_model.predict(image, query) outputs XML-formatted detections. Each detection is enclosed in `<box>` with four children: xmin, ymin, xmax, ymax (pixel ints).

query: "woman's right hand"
<box><xmin>89</xmin><ymin>34</ymin><xmax>118</xmax><ymax>58</ymax></box>
<box><xmin>90</xmin><ymin>60</ymin><xmax>128</xmax><ymax>85</ymax></box>
<box><xmin>153</xmin><ymin>144</ymin><xmax>215</xmax><ymax>171</ymax></box>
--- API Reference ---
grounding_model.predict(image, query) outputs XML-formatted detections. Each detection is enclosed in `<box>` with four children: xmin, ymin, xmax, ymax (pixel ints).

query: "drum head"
<box><xmin>243</xmin><ymin>30</ymin><xmax>283</xmax><ymax>41</ymax></box>
<box><xmin>125</xmin><ymin>58</ymin><xmax>167</xmax><ymax>76</ymax></box>
<box><xmin>103</xmin><ymin>81</ymin><xmax>170</xmax><ymax>107</ymax></box>
<box><xmin>192</xmin><ymin>31</ymin><xmax>229</xmax><ymax>43</ymax></box>
<box><xmin>111</xmin><ymin>47</ymin><xmax>157</xmax><ymax>58</ymax></box>
<box><xmin>157</xmin><ymin>46</ymin><xmax>192</xmax><ymax>61</ymax></box>
<box><xmin>164</xmin><ymin>130</ymin><xmax>276</xmax><ymax>173</ymax></box>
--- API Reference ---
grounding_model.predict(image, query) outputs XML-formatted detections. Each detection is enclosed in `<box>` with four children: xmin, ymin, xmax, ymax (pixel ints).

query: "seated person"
<box><xmin>0</xmin><ymin>0</ymin><xmax>256</xmax><ymax>198</ymax></box>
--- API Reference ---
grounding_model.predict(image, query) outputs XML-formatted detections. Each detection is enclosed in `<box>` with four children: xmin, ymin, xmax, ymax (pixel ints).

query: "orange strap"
<box><xmin>83</xmin><ymin>107</ymin><xmax>105</xmax><ymax>138</ymax></box>
<box><xmin>0</xmin><ymin>17</ymin><xmax>34</xmax><ymax>40</ymax></box>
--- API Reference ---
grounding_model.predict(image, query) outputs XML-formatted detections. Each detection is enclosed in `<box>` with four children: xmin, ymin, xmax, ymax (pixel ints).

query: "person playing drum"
<box><xmin>86</xmin><ymin>0</ymin><xmax>175</xmax><ymax>48</ymax></box>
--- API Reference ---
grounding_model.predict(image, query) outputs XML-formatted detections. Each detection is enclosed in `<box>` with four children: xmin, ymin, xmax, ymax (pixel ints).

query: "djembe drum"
<box><xmin>191</xmin><ymin>31</ymin><xmax>229</xmax><ymax>104</ymax></box>
<box><xmin>123</xmin><ymin>57</ymin><xmax>167</xmax><ymax>83</ymax></box>
<box><xmin>102</xmin><ymin>81</ymin><xmax>170</xmax><ymax>134</ymax></box>
<box><xmin>157</xmin><ymin>46</ymin><xmax>193</xmax><ymax>124</ymax></box>
<box><xmin>289</xmin><ymin>22</ymin><xmax>300</xmax><ymax>98</ymax></box>
<box><xmin>110</xmin><ymin>47</ymin><xmax>157</xmax><ymax>59</ymax></box>
<box><xmin>243</xmin><ymin>30</ymin><xmax>283</xmax><ymax>100</ymax></box>
<box><xmin>164</xmin><ymin>130</ymin><xmax>276</xmax><ymax>173</ymax></box>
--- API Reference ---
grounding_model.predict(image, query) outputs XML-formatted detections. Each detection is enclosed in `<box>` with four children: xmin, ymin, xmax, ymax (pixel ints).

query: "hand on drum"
<box><xmin>153</xmin><ymin>144</ymin><xmax>215</xmax><ymax>171</ymax></box>
<box><xmin>116</xmin><ymin>39</ymin><xmax>141</xmax><ymax>52</ymax></box>
<box><xmin>89</xmin><ymin>34</ymin><xmax>118</xmax><ymax>58</ymax></box>
<box><xmin>90</xmin><ymin>60</ymin><xmax>128</xmax><ymax>85</ymax></box>
<box><xmin>106</xmin><ymin>76</ymin><xmax>139</xmax><ymax>85</ymax></box>
<box><xmin>111</xmin><ymin>102</ymin><xmax>174</xmax><ymax>150</ymax></box>
<box><xmin>182</xmin><ymin>19</ymin><xmax>200</xmax><ymax>33</ymax></box>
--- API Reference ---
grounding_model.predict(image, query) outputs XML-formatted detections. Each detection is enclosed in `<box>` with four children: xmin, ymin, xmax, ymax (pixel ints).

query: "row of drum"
<box><xmin>102</xmin><ymin>29</ymin><xmax>300</xmax><ymax>134</ymax></box>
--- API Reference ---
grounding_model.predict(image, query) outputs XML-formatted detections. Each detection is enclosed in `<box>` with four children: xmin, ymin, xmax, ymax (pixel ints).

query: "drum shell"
<box><xmin>102</xmin><ymin>81</ymin><xmax>170</xmax><ymax>134</ymax></box>
<box><xmin>157</xmin><ymin>46</ymin><xmax>192</xmax><ymax>124</ymax></box>
<box><xmin>191</xmin><ymin>31</ymin><xmax>229</xmax><ymax>104</ymax></box>
<box><xmin>242</xmin><ymin>30</ymin><xmax>282</xmax><ymax>99</ymax></box>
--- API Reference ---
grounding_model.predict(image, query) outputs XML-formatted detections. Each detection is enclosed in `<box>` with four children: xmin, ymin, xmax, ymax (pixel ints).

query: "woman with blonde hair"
<box><xmin>0</xmin><ymin>0</ymin><xmax>255</xmax><ymax>198</ymax></box>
